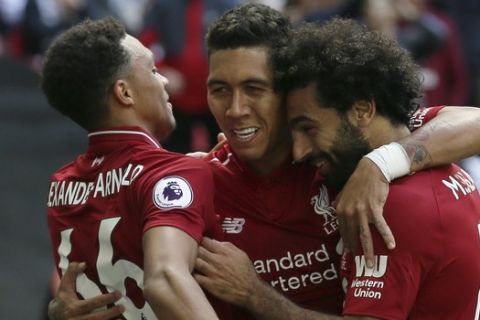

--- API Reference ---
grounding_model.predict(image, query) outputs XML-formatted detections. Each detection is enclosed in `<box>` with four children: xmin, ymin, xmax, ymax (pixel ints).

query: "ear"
<box><xmin>112</xmin><ymin>79</ymin><xmax>134</xmax><ymax>106</ymax></box>
<box><xmin>348</xmin><ymin>100</ymin><xmax>376</xmax><ymax>127</ymax></box>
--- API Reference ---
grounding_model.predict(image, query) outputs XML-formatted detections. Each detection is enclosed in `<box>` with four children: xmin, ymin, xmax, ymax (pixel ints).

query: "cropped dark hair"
<box><xmin>206</xmin><ymin>3</ymin><xmax>291</xmax><ymax>70</ymax></box>
<box><xmin>274</xmin><ymin>19</ymin><xmax>422</xmax><ymax>125</ymax></box>
<box><xmin>41</xmin><ymin>18</ymin><xmax>129</xmax><ymax>130</ymax></box>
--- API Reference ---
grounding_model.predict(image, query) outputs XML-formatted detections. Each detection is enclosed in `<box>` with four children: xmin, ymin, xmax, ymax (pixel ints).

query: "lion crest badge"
<box><xmin>153</xmin><ymin>176</ymin><xmax>193</xmax><ymax>209</ymax></box>
<box><xmin>310</xmin><ymin>185</ymin><xmax>338</xmax><ymax>234</ymax></box>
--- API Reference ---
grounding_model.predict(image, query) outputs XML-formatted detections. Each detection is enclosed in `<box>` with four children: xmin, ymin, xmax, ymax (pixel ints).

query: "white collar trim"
<box><xmin>88</xmin><ymin>130</ymin><xmax>160</xmax><ymax>148</ymax></box>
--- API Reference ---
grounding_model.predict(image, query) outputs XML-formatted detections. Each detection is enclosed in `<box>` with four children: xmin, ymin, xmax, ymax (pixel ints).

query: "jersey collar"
<box><xmin>87</xmin><ymin>126</ymin><xmax>162</xmax><ymax>155</ymax></box>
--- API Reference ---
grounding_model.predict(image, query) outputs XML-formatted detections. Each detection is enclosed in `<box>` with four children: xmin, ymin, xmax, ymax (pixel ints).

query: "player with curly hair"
<box><xmin>194</xmin><ymin>18</ymin><xmax>480</xmax><ymax>320</ymax></box>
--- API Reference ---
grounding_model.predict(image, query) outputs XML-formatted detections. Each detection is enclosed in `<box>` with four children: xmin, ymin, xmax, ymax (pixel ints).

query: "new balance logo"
<box><xmin>222</xmin><ymin>217</ymin><xmax>245</xmax><ymax>234</ymax></box>
<box><xmin>91</xmin><ymin>156</ymin><xmax>105</xmax><ymax>167</ymax></box>
<box><xmin>355</xmin><ymin>255</ymin><xmax>388</xmax><ymax>278</ymax></box>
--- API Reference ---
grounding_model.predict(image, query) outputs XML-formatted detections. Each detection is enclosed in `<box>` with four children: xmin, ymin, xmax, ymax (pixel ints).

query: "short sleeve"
<box><xmin>135</xmin><ymin>159</ymin><xmax>215</xmax><ymax>243</ymax></box>
<box><xmin>409</xmin><ymin>106</ymin><xmax>445</xmax><ymax>131</ymax></box>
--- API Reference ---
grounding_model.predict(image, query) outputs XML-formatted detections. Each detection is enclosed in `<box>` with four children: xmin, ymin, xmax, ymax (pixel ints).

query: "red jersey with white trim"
<box><xmin>207</xmin><ymin>145</ymin><xmax>344</xmax><ymax>317</ymax></box>
<box><xmin>342</xmin><ymin>165</ymin><xmax>480</xmax><ymax>319</ymax></box>
<box><xmin>47</xmin><ymin>127</ymin><xmax>231</xmax><ymax>320</ymax></box>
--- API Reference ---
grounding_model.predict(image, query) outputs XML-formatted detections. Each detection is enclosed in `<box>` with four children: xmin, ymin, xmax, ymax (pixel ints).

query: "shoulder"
<box><xmin>135</xmin><ymin>152</ymin><xmax>215</xmax><ymax>212</ymax></box>
<box><xmin>384</xmin><ymin>164</ymin><xmax>477</xmax><ymax>247</ymax></box>
<box><xmin>388</xmin><ymin>164</ymin><xmax>460</xmax><ymax>200</ymax></box>
<box><xmin>137</xmin><ymin>148</ymin><xmax>212</xmax><ymax>175</ymax></box>
<box><xmin>50</xmin><ymin>163</ymin><xmax>76</xmax><ymax>181</ymax></box>
<box><xmin>389</xmin><ymin>164</ymin><xmax>473</xmax><ymax>204</ymax></box>
<box><xmin>132</xmin><ymin>149</ymin><xmax>214</xmax><ymax>196</ymax></box>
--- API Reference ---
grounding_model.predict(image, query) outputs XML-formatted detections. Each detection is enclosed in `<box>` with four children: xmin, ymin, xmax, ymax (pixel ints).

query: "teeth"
<box><xmin>311</xmin><ymin>158</ymin><xmax>326</xmax><ymax>168</ymax></box>
<box><xmin>232</xmin><ymin>127</ymin><xmax>258</xmax><ymax>141</ymax></box>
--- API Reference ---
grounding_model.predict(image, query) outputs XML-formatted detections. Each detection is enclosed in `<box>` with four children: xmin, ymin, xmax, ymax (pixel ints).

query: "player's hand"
<box><xmin>48</xmin><ymin>262</ymin><xmax>125</xmax><ymax>320</ymax></box>
<box><xmin>194</xmin><ymin>237</ymin><xmax>259</xmax><ymax>307</ymax></box>
<box><xmin>208</xmin><ymin>133</ymin><xmax>227</xmax><ymax>156</ymax></box>
<box><xmin>186</xmin><ymin>133</ymin><xmax>227</xmax><ymax>159</ymax></box>
<box><xmin>334</xmin><ymin>157</ymin><xmax>396</xmax><ymax>268</ymax></box>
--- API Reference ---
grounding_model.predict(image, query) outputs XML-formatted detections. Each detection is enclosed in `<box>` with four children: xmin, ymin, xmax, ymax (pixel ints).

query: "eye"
<box><xmin>209</xmin><ymin>85</ymin><xmax>228</xmax><ymax>95</ymax></box>
<box><xmin>245</xmin><ymin>85</ymin><xmax>264</xmax><ymax>95</ymax></box>
<box><xmin>152</xmin><ymin>67</ymin><xmax>158</xmax><ymax>74</ymax></box>
<box><xmin>301</xmin><ymin>125</ymin><xmax>317</xmax><ymax>136</ymax></box>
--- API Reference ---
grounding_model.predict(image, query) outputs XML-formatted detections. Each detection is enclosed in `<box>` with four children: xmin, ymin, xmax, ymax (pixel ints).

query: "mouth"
<box><xmin>310</xmin><ymin>157</ymin><xmax>332</xmax><ymax>176</ymax></box>
<box><xmin>231</xmin><ymin>127</ymin><xmax>259</xmax><ymax>142</ymax></box>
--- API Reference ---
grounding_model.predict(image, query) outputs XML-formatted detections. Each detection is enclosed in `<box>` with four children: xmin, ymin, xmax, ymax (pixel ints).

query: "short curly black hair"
<box><xmin>274</xmin><ymin>19</ymin><xmax>422</xmax><ymax>125</ymax></box>
<box><xmin>206</xmin><ymin>3</ymin><xmax>291</xmax><ymax>73</ymax></box>
<box><xmin>41</xmin><ymin>18</ymin><xmax>130</xmax><ymax>130</ymax></box>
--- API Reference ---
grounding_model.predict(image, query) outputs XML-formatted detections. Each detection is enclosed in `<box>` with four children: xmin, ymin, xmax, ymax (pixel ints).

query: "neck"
<box><xmin>106</xmin><ymin>104</ymin><xmax>159</xmax><ymax>138</ymax></box>
<box><xmin>245</xmin><ymin>149</ymin><xmax>292</xmax><ymax>176</ymax></box>
<box><xmin>244</xmin><ymin>141</ymin><xmax>293</xmax><ymax>176</ymax></box>
<box><xmin>368</xmin><ymin>117</ymin><xmax>411</xmax><ymax>148</ymax></box>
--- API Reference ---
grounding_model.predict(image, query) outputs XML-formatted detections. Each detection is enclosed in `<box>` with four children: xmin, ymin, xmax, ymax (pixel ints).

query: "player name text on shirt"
<box><xmin>442</xmin><ymin>169</ymin><xmax>477</xmax><ymax>200</ymax></box>
<box><xmin>48</xmin><ymin>163</ymin><xmax>144</xmax><ymax>207</ymax></box>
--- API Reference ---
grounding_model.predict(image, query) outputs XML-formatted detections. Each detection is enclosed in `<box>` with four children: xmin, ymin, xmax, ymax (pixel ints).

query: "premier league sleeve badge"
<box><xmin>153</xmin><ymin>176</ymin><xmax>194</xmax><ymax>210</ymax></box>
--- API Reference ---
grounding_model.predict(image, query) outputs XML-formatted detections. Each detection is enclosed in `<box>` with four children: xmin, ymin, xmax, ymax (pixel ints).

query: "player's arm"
<box><xmin>336</xmin><ymin>106</ymin><xmax>480</xmax><ymax>267</ymax></box>
<box><xmin>194</xmin><ymin>238</ymin><xmax>376</xmax><ymax>320</ymax></box>
<box><xmin>48</xmin><ymin>263</ymin><xmax>124</xmax><ymax>320</ymax></box>
<box><xmin>143</xmin><ymin>226</ymin><xmax>218</xmax><ymax>320</ymax></box>
<box><xmin>401</xmin><ymin>106</ymin><xmax>480</xmax><ymax>170</ymax></box>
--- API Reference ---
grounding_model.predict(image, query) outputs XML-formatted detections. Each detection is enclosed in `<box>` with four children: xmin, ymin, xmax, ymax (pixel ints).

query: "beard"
<box><xmin>324</xmin><ymin>117</ymin><xmax>371</xmax><ymax>190</ymax></box>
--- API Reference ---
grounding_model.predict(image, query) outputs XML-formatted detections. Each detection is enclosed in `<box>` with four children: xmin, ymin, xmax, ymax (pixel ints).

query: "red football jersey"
<box><xmin>47</xmin><ymin>127</ymin><xmax>230</xmax><ymax>319</ymax></box>
<box><xmin>342</xmin><ymin>165</ymin><xmax>480</xmax><ymax>319</ymax></box>
<box><xmin>208</xmin><ymin>145</ymin><xmax>344</xmax><ymax>317</ymax></box>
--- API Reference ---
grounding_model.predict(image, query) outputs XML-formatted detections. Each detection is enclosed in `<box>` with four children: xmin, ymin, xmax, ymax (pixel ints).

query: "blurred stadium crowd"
<box><xmin>0</xmin><ymin>0</ymin><xmax>478</xmax><ymax>318</ymax></box>
<box><xmin>1</xmin><ymin>0</ymin><xmax>479</xmax><ymax>149</ymax></box>
<box><xmin>1</xmin><ymin>0</ymin><xmax>479</xmax><ymax>179</ymax></box>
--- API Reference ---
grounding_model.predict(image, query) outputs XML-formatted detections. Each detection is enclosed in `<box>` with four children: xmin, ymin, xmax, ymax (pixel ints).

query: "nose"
<box><xmin>292</xmin><ymin>131</ymin><xmax>313</xmax><ymax>162</ymax></box>
<box><xmin>159</xmin><ymin>74</ymin><xmax>169</xmax><ymax>86</ymax></box>
<box><xmin>226</xmin><ymin>90</ymin><xmax>250</xmax><ymax>118</ymax></box>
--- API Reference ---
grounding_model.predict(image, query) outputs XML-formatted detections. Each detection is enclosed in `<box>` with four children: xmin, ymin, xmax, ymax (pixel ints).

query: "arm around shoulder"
<box><xmin>401</xmin><ymin>106</ymin><xmax>480</xmax><ymax>172</ymax></box>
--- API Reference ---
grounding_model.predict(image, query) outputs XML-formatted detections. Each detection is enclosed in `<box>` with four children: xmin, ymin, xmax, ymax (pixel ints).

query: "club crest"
<box><xmin>310</xmin><ymin>185</ymin><xmax>338</xmax><ymax>234</ymax></box>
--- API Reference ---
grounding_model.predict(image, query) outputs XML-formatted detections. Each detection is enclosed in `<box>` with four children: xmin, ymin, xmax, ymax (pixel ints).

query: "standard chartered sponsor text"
<box><xmin>253</xmin><ymin>244</ymin><xmax>338</xmax><ymax>292</ymax></box>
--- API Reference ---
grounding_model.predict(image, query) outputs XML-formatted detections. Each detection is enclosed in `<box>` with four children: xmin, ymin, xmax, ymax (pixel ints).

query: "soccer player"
<box><xmin>47</xmin><ymin>4</ymin><xmax>480</xmax><ymax>320</ymax></box>
<box><xmin>194</xmin><ymin>19</ymin><xmax>480</xmax><ymax>319</ymax></box>
<box><xmin>43</xmin><ymin>18</ymin><xmax>230</xmax><ymax>320</ymax></box>
<box><xmin>203</xmin><ymin>4</ymin><xmax>344</xmax><ymax>316</ymax></box>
